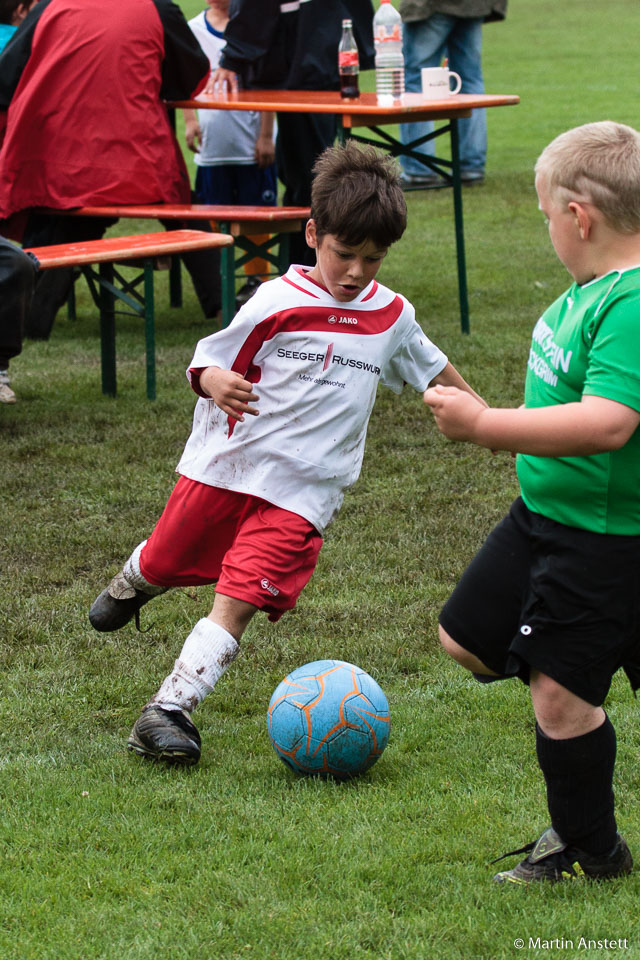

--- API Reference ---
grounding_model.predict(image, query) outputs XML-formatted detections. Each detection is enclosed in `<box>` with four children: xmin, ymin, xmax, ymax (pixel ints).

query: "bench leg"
<box><xmin>144</xmin><ymin>259</ymin><xmax>156</xmax><ymax>401</ymax></box>
<box><xmin>67</xmin><ymin>274</ymin><xmax>77</xmax><ymax>322</ymax></box>
<box><xmin>277</xmin><ymin>234</ymin><xmax>291</xmax><ymax>276</ymax></box>
<box><xmin>99</xmin><ymin>262</ymin><xmax>117</xmax><ymax>397</ymax></box>
<box><xmin>169</xmin><ymin>254</ymin><xmax>182</xmax><ymax>308</ymax></box>
<box><xmin>220</xmin><ymin>226</ymin><xmax>235</xmax><ymax>328</ymax></box>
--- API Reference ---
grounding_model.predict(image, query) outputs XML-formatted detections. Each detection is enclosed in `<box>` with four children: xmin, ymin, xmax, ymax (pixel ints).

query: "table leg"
<box><xmin>450</xmin><ymin>118</ymin><xmax>470</xmax><ymax>335</ymax></box>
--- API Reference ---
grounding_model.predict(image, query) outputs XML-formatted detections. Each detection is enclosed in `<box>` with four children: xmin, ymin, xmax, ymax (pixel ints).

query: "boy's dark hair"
<box><xmin>310</xmin><ymin>141</ymin><xmax>407</xmax><ymax>248</ymax></box>
<box><xmin>0</xmin><ymin>0</ymin><xmax>31</xmax><ymax>25</ymax></box>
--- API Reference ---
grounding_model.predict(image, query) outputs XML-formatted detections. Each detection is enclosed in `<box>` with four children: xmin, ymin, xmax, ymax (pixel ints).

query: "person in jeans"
<box><xmin>398</xmin><ymin>0</ymin><xmax>507</xmax><ymax>189</ymax></box>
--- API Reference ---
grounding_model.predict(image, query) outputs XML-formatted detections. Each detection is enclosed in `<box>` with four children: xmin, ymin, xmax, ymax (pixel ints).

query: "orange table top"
<box><xmin>27</xmin><ymin>229</ymin><xmax>233</xmax><ymax>269</ymax></box>
<box><xmin>168</xmin><ymin>90</ymin><xmax>519</xmax><ymax>127</ymax></box>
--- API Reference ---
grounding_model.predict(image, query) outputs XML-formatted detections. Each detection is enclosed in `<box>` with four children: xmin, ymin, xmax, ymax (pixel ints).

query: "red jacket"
<box><xmin>0</xmin><ymin>0</ymin><xmax>208</xmax><ymax>224</ymax></box>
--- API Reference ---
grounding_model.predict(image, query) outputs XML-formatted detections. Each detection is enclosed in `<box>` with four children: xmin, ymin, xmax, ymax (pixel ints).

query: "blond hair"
<box><xmin>535</xmin><ymin>121</ymin><xmax>640</xmax><ymax>234</ymax></box>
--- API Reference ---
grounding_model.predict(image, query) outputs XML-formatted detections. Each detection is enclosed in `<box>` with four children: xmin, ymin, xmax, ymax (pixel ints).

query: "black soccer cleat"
<box><xmin>89</xmin><ymin>569</ymin><xmax>162</xmax><ymax>632</ymax></box>
<box><xmin>127</xmin><ymin>705</ymin><xmax>202</xmax><ymax>765</ymax></box>
<box><xmin>492</xmin><ymin>826</ymin><xmax>633</xmax><ymax>884</ymax></box>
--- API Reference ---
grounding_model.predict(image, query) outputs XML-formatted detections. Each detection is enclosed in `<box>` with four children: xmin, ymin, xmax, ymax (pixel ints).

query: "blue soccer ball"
<box><xmin>267</xmin><ymin>659</ymin><xmax>390</xmax><ymax>778</ymax></box>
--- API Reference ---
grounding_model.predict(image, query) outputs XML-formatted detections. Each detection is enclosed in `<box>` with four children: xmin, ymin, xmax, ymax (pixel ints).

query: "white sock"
<box><xmin>122</xmin><ymin>540</ymin><xmax>166</xmax><ymax>596</ymax></box>
<box><xmin>150</xmin><ymin>618</ymin><xmax>240</xmax><ymax>713</ymax></box>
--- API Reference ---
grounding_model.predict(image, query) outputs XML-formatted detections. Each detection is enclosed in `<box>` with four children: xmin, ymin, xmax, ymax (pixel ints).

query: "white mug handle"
<box><xmin>449</xmin><ymin>71</ymin><xmax>462</xmax><ymax>95</ymax></box>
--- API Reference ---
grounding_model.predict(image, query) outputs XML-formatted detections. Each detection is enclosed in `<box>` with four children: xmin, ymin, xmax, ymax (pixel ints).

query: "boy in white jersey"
<box><xmin>89</xmin><ymin>141</ymin><xmax>483</xmax><ymax>765</ymax></box>
<box><xmin>425</xmin><ymin>121</ymin><xmax>640</xmax><ymax>884</ymax></box>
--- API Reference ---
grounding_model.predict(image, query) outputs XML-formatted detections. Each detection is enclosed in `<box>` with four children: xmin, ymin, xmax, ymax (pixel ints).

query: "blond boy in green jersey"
<box><xmin>426</xmin><ymin>121</ymin><xmax>640</xmax><ymax>884</ymax></box>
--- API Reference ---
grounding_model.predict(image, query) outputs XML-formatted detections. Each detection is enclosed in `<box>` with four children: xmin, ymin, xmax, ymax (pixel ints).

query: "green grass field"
<box><xmin>3</xmin><ymin>1</ymin><xmax>640</xmax><ymax>957</ymax></box>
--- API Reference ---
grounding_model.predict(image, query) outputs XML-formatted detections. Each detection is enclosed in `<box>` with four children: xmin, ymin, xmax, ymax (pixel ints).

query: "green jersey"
<box><xmin>517</xmin><ymin>267</ymin><xmax>640</xmax><ymax>534</ymax></box>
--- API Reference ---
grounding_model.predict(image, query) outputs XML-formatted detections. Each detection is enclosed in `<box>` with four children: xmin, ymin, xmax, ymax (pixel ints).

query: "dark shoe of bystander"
<box><xmin>460</xmin><ymin>169</ymin><xmax>485</xmax><ymax>185</ymax></box>
<box><xmin>400</xmin><ymin>172</ymin><xmax>449</xmax><ymax>191</ymax></box>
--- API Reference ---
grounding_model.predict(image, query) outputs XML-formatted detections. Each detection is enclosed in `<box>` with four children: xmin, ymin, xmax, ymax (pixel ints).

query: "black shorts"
<box><xmin>439</xmin><ymin>497</ymin><xmax>640</xmax><ymax>706</ymax></box>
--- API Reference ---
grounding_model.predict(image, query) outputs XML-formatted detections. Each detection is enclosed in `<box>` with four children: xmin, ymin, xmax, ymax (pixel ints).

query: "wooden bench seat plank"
<box><xmin>29</xmin><ymin>229</ymin><xmax>232</xmax><ymax>269</ymax></box>
<box><xmin>24</xmin><ymin>230</ymin><xmax>234</xmax><ymax>400</ymax></box>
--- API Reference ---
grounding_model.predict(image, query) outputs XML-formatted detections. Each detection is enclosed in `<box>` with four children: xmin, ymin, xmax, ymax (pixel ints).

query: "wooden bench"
<box><xmin>26</xmin><ymin>229</ymin><xmax>233</xmax><ymax>400</ymax></box>
<box><xmin>58</xmin><ymin>204</ymin><xmax>311</xmax><ymax>327</ymax></box>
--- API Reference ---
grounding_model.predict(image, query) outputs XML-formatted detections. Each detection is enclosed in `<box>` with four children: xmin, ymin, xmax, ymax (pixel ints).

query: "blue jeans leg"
<box><xmin>400</xmin><ymin>14</ymin><xmax>486</xmax><ymax>176</ymax></box>
<box><xmin>448</xmin><ymin>18</ymin><xmax>486</xmax><ymax>172</ymax></box>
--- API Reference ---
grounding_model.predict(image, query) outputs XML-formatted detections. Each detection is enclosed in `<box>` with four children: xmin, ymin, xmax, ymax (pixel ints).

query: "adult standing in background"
<box><xmin>398</xmin><ymin>0</ymin><xmax>507</xmax><ymax>189</ymax></box>
<box><xmin>211</xmin><ymin>0</ymin><xmax>375</xmax><ymax>266</ymax></box>
<box><xmin>0</xmin><ymin>0</ymin><xmax>221</xmax><ymax>340</ymax></box>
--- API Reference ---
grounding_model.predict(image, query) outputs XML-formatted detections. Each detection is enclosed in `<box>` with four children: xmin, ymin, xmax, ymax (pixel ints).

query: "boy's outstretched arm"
<box><xmin>199</xmin><ymin>366</ymin><xmax>260</xmax><ymax>422</ymax></box>
<box><xmin>427</xmin><ymin>361</ymin><xmax>487</xmax><ymax>406</ymax></box>
<box><xmin>424</xmin><ymin>386</ymin><xmax>640</xmax><ymax>456</ymax></box>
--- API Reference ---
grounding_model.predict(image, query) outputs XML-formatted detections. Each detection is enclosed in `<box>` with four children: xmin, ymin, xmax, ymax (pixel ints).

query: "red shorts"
<box><xmin>138</xmin><ymin>476</ymin><xmax>323</xmax><ymax>621</ymax></box>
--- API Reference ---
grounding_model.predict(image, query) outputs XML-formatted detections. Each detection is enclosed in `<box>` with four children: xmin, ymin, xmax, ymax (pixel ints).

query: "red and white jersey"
<box><xmin>177</xmin><ymin>265</ymin><xmax>447</xmax><ymax>533</ymax></box>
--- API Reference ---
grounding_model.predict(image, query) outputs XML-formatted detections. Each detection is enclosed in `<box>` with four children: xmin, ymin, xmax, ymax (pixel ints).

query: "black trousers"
<box><xmin>0</xmin><ymin>236</ymin><xmax>37</xmax><ymax>369</ymax></box>
<box><xmin>275</xmin><ymin>112</ymin><xmax>337</xmax><ymax>267</ymax></box>
<box><xmin>21</xmin><ymin>200</ymin><xmax>223</xmax><ymax>341</ymax></box>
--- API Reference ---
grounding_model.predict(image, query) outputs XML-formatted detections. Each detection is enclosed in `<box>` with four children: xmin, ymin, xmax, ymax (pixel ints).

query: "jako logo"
<box><xmin>328</xmin><ymin>315</ymin><xmax>358</xmax><ymax>325</ymax></box>
<box><xmin>261</xmin><ymin>578</ymin><xmax>280</xmax><ymax>596</ymax></box>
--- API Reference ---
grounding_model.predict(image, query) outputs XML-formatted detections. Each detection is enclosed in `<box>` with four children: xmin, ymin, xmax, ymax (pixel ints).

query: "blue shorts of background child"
<box><xmin>184</xmin><ymin>0</ymin><xmax>277</xmax><ymax>309</ymax></box>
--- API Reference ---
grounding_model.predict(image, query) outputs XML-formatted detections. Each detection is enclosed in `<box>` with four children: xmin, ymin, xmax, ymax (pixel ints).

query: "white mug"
<box><xmin>421</xmin><ymin>67</ymin><xmax>462</xmax><ymax>99</ymax></box>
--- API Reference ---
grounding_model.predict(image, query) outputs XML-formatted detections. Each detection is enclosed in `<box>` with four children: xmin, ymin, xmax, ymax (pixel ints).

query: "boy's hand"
<box><xmin>206</xmin><ymin>68</ymin><xmax>238</xmax><ymax>95</ymax></box>
<box><xmin>200</xmin><ymin>367</ymin><xmax>260</xmax><ymax>422</ymax></box>
<box><xmin>255</xmin><ymin>133</ymin><xmax>275</xmax><ymax>168</ymax></box>
<box><xmin>184</xmin><ymin>118</ymin><xmax>202</xmax><ymax>153</ymax></box>
<box><xmin>424</xmin><ymin>385</ymin><xmax>486</xmax><ymax>442</ymax></box>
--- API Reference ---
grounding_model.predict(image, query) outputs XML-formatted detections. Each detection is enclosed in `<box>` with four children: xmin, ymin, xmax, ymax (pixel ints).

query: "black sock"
<box><xmin>535</xmin><ymin>716</ymin><xmax>617</xmax><ymax>855</ymax></box>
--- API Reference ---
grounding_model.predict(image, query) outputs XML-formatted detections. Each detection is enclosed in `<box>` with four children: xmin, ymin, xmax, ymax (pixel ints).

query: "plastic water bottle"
<box><xmin>338</xmin><ymin>18</ymin><xmax>360</xmax><ymax>99</ymax></box>
<box><xmin>373</xmin><ymin>0</ymin><xmax>405</xmax><ymax>102</ymax></box>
